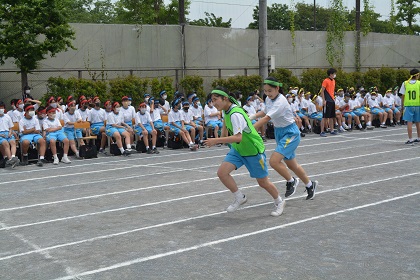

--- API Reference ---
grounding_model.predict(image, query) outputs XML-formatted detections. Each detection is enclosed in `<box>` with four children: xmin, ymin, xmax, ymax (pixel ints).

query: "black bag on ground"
<box><xmin>312</xmin><ymin>124</ymin><xmax>321</xmax><ymax>134</ymax></box>
<box><xmin>45</xmin><ymin>142</ymin><xmax>63</xmax><ymax>161</ymax></box>
<box><xmin>79</xmin><ymin>144</ymin><xmax>98</xmax><ymax>159</ymax></box>
<box><xmin>167</xmin><ymin>132</ymin><xmax>183</xmax><ymax>149</ymax></box>
<box><xmin>266</xmin><ymin>122</ymin><xmax>275</xmax><ymax>139</ymax></box>
<box><xmin>110</xmin><ymin>143</ymin><xmax>121</xmax><ymax>155</ymax></box>
<box><xmin>136</xmin><ymin>140</ymin><xmax>147</xmax><ymax>153</ymax></box>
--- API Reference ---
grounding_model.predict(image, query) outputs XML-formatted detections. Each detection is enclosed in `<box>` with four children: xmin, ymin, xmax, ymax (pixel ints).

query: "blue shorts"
<box><xmin>106</xmin><ymin>126</ymin><xmax>126</xmax><ymax>137</ymax></box>
<box><xmin>64</xmin><ymin>127</ymin><xmax>82</xmax><ymax>141</ymax></box>
<box><xmin>91</xmin><ymin>122</ymin><xmax>104</xmax><ymax>135</ymax></box>
<box><xmin>353</xmin><ymin>108</ymin><xmax>365</xmax><ymax>116</ymax></box>
<box><xmin>135</xmin><ymin>123</ymin><xmax>153</xmax><ymax>136</ymax></box>
<box><xmin>184</xmin><ymin>124</ymin><xmax>194</xmax><ymax>132</ymax></box>
<box><xmin>0</xmin><ymin>131</ymin><xmax>15</xmax><ymax>144</ymax></box>
<box><xmin>297</xmin><ymin>112</ymin><xmax>305</xmax><ymax>119</ymax></box>
<box><xmin>343</xmin><ymin>111</ymin><xmax>357</xmax><ymax>118</ymax></box>
<box><xmin>46</xmin><ymin>131</ymin><xmax>67</xmax><ymax>142</ymax></box>
<box><xmin>274</xmin><ymin>123</ymin><xmax>300</xmax><ymax>160</ymax></box>
<box><xmin>125</xmin><ymin>120</ymin><xmax>133</xmax><ymax>128</ymax></box>
<box><xmin>370</xmin><ymin>108</ymin><xmax>385</xmax><ymax>115</ymax></box>
<box><xmin>391</xmin><ymin>107</ymin><xmax>400</xmax><ymax>114</ymax></box>
<box><xmin>169</xmin><ymin>121</ymin><xmax>183</xmax><ymax>135</ymax></box>
<box><xmin>153</xmin><ymin>120</ymin><xmax>165</xmax><ymax>130</ymax></box>
<box><xmin>403</xmin><ymin>107</ymin><xmax>420</xmax><ymax>122</ymax></box>
<box><xmin>382</xmin><ymin>107</ymin><xmax>393</xmax><ymax>113</ymax></box>
<box><xmin>20</xmin><ymin>134</ymin><xmax>43</xmax><ymax>144</ymax></box>
<box><xmin>310</xmin><ymin>112</ymin><xmax>322</xmax><ymax>121</ymax></box>
<box><xmin>224</xmin><ymin>148</ymin><xmax>268</xmax><ymax>179</ymax></box>
<box><xmin>206</xmin><ymin>120</ymin><xmax>223</xmax><ymax>129</ymax></box>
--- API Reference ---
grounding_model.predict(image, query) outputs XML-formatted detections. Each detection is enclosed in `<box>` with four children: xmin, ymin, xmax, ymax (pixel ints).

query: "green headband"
<box><xmin>264</xmin><ymin>79</ymin><xmax>283</xmax><ymax>87</ymax></box>
<box><xmin>211</xmin><ymin>89</ymin><xmax>240</xmax><ymax>107</ymax></box>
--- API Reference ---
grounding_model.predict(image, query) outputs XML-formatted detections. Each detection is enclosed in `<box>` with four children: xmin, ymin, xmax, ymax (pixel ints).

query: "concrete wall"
<box><xmin>0</xmin><ymin>23</ymin><xmax>418</xmax><ymax>101</ymax></box>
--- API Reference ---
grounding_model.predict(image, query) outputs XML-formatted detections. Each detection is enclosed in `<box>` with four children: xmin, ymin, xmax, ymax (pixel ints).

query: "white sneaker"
<box><xmin>61</xmin><ymin>156</ymin><xmax>71</xmax><ymax>164</ymax></box>
<box><xmin>343</xmin><ymin>123</ymin><xmax>349</xmax><ymax>129</ymax></box>
<box><xmin>271</xmin><ymin>200</ymin><xmax>286</xmax><ymax>217</ymax></box>
<box><xmin>226</xmin><ymin>195</ymin><xmax>247</xmax><ymax>213</ymax></box>
<box><xmin>53</xmin><ymin>157</ymin><xmax>59</xmax><ymax>165</ymax></box>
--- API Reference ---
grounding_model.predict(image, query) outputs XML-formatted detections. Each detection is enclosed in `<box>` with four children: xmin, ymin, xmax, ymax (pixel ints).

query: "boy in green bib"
<box><xmin>203</xmin><ymin>87</ymin><xmax>285</xmax><ymax>217</ymax></box>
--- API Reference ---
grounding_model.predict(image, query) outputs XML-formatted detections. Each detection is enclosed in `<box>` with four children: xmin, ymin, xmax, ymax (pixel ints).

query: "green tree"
<box><xmin>294</xmin><ymin>2</ymin><xmax>330</xmax><ymax>31</ymax></box>
<box><xmin>396</xmin><ymin>0</ymin><xmax>420</xmax><ymax>34</ymax></box>
<box><xmin>0</xmin><ymin>0</ymin><xmax>76</xmax><ymax>93</ymax></box>
<box><xmin>190</xmin><ymin>12</ymin><xmax>232</xmax><ymax>28</ymax></box>
<box><xmin>114</xmin><ymin>0</ymin><xmax>190</xmax><ymax>25</ymax></box>
<box><xmin>248</xmin><ymin>3</ymin><xmax>290</xmax><ymax>30</ymax></box>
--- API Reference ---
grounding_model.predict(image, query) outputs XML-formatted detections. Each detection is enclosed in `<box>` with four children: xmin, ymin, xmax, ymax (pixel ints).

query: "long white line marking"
<box><xmin>52</xmin><ymin>191</ymin><xmax>420</xmax><ymax>280</ymax></box>
<box><xmin>0</xmin><ymin>172</ymin><xmax>418</xmax><ymax>263</ymax></box>
<box><xmin>0</xmin><ymin>153</ymin><xmax>417</xmax><ymax>213</ymax></box>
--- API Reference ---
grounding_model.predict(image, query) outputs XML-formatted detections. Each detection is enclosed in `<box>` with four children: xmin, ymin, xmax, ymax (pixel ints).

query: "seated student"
<box><xmin>382</xmin><ymin>89</ymin><xmax>401</xmax><ymax>126</ymax></box>
<box><xmin>105</xmin><ymin>102</ymin><xmax>135</xmax><ymax>156</ymax></box>
<box><xmin>0</xmin><ymin>101</ymin><xmax>20</xmax><ymax>168</ymax></box>
<box><xmin>36</xmin><ymin>106</ymin><xmax>47</xmax><ymax>130</ymax></box>
<box><xmin>46</xmin><ymin>97</ymin><xmax>64</xmax><ymax>120</ymax></box>
<box><xmin>63</xmin><ymin>101</ymin><xmax>83</xmax><ymax>158</ymax></box>
<box><xmin>340</xmin><ymin>93</ymin><xmax>365</xmax><ymax>131</ymax></box>
<box><xmin>181</xmin><ymin>101</ymin><xmax>205</xmax><ymax>146</ymax></box>
<box><xmin>135</xmin><ymin>102</ymin><xmax>159</xmax><ymax>154</ymax></box>
<box><xmin>88</xmin><ymin>98</ymin><xmax>108</xmax><ymax>154</ymax></box>
<box><xmin>7</xmin><ymin>99</ymin><xmax>18</xmax><ymax>122</ymax></box>
<box><xmin>190</xmin><ymin>97</ymin><xmax>204</xmax><ymax>126</ymax></box>
<box><xmin>57</xmin><ymin>96</ymin><xmax>66</xmax><ymax>112</ymax></box>
<box><xmin>204</xmin><ymin>98</ymin><xmax>223</xmax><ymax>139</ymax></box>
<box><xmin>150</xmin><ymin>98</ymin><xmax>169</xmax><ymax>132</ymax></box>
<box><xmin>168</xmin><ymin>99</ymin><xmax>198</xmax><ymax>151</ymax></box>
<box><xmin>243</xmin><ymin>96</ymin><xmax>257</xmax><ymax>124</ymax></box>
<box><xmin>77</xmin><ymin>99</ymin><xmax>90</xmax><ymax>121</ymax></box>
<box><xmin>19</xmin><ymin>104</ymin><xmax>47</xmax><ymax>166</ymax></box>
<box><xmin>351</xmin><ymin>93</ymin><xmax>374</xmax><ymax>130</ymax></box>
<box><xmin>368</xmin><ymin>92</ymin><xmax>388</xmax><ymax>128</ymax></box>
<box><xmin>159</xmin><ymin>90</ymin><xmax>171</xmax><ymax>114</ymax></box>
<box><xmin>307</xmin><ymin>93</ymin><xmax>323</xmax><ymax>124</ymax></box>
<box><xmin>287</xmin><ymin>94</ymin><xmax>305</xmax><ymax>137</ymax></box>
<box><xmin>43</xmin><ymin>106</ymin><xmax>71</xmax><ymax>164</ymax></box>
<box><xmin>13</xmin><ymin>99</ymin><xmax>25</xmax><ymax>122</ymax></box>
<box><xmin>120</xmin><ymin>96</ymin><xmax>136</xmax><ymax>145</ymax></box>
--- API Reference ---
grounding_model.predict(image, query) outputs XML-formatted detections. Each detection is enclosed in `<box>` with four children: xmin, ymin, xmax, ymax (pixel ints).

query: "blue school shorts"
<box><xmin>106</xmin><ymin>126</ymin><xmax>126</xmax><ymax>137</ymax></box>
<box><xmin>135</xmin><ymin>123</ymin><xmax>153</xmax><ymax>136</ymax></box>
<box><xmin>184</xmin><ymin>124</ymin><xmax>194</xmax><ymax>132</ymax></box>
<box><xmin>310</xmin><ymin>112</ymin><xmax>322</xmax><ymax>121</ymax></box>
<box><xmin>403</xmin><ymin>106</ymin><xmax>420</xmax><ymax>122</ymax></box>
<box><xmin>343</xmin><ymin>111</ymin><xmax>357</xmax><ymax>118</ymax></box>
<box><xmin>64</xmin><ymin>127</ymin><xmax>82</xmax><ymax>141</ymax></box>
<box><xmin>224</xmin><ymin>148</ymin><xmax>268</xmax><ymax>179</ymax></box>
<box><xmin>125</xmin><ymin>120</ymin><xmax>133</xmax><ymax>128</ymax></box>
<box><xmin>274</xmin><ymin>123</ymin><xmax>301</xmax><ymax>160</ymax></box>
<box><xmin>46</xmin><ymin>131</ymin><xmax>67</xmax><ymax>142</ymax></box>
<box><xmin>206</xmin><ymin>120</ymin><xmax>223</xmax><ymax>129</ymax></box>
<box><xmin>297</xmin><ymin>112</ymin><xmax>305</xmax><ymax>119</ymax></box>
<box><xmin>353</xmin><ymin>107</ymin><xmax>365</xmax><ymax>116</ymax></box>
<box><xmin>20</xmin><ymin>134</ymin><xmax>43</xmax><ymax>144</ymax></box>
<box><xmin>0</xmin><ymin>131</ymin><xmax>15</xmax><ymax>144</ymax></box>
<box><xmin>370</xmin><ymin>107</ymin><xmax>385</xmax><ymax>115</ymax></box>
<box><xmin>169</xmin><ymin>121</ymin><xmax>183</xmax><ymax>135</ymax></box>
<box><xmin>91</xmin><ymin>122</ymin><xmax>104</xmax><ymax>135</ymax></box>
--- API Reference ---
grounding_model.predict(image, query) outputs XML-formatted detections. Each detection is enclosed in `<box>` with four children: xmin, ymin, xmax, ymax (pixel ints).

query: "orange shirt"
<box><xmin>322</xmin><ymin>78</ymin><xmax>335</xmax><ymax>100</ymax></box>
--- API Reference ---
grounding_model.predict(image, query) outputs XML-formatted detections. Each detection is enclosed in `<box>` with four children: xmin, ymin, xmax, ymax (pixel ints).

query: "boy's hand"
<box><xmin>203</xmin><ymin>138</ymin><xmax>217</xmax><ymax>147</ymax></box>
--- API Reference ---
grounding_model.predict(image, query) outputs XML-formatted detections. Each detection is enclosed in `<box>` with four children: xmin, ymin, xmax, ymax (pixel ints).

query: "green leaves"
<box><xmin>0</xmin><ymin>0</ymin><xmax>75</xmax><ymax>73</ymax></box>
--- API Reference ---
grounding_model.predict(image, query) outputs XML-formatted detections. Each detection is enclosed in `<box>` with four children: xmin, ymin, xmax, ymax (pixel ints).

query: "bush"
<box><xmin>212</xmin><ymin>75</ymin><xmax>263</xmax><ymax>101</ymax></box>
<box><xmin>45</xmin><ymin>77</ymin><xmax>108</xmax><ymax>104</ymax></box>
<box><xmin>108</xmin><ymin>76</ymin><xmax>149</xmax><ymax>106</ymax></box>
<box><xmin>179</xmin><ymin>75</ymin><xmax>205</xmax><ymax>100</ymax></box>
<box><xmin>150</xmin><ymin>76</ymin><xmax>174</xmax><ymax>100</ymax></box>
<box><xmin>270</xmin><ymin>68</ymin><xmax>300</xmax><ymax>92</ymax></box>
<box><xmin>300</xmin><ymin>68</ymin><xmax>326</xmax><ymax>95</ymax></box>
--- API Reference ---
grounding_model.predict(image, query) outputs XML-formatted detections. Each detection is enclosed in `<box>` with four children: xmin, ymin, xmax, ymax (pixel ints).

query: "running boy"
<box><xmin>253</xmin><ymin>77</ymin><xmax>318</xmax><ymax>200</ymax></box>
<box><xmin>203</xmin><ymin>87</ymin><xmax>285</xmax><ymax>216</ymax></box>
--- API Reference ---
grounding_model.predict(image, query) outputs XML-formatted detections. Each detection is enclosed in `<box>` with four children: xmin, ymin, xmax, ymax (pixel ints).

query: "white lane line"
<box><xmin>1</xmin><ymin>172</ymin><xmax>418</xmax><ymax>263</ymax></box>
<box><xmin>0</xmin><ymin>130</ymin><xmax>407</xmax><ymax>178</ymax></box>
<box><xmin>0</xmin><ymin>142</ymin><xmax>386</xmax><ymax>196</ymax></box>
<box><xmin>52</xmin><ymin>191</ymin><xmax>420</xmax><ymax>280</ymax></box>
<box><xmin>0</xmin><ymin>151</ymin><xmax>417</xmax><ymax>213</ymax></box>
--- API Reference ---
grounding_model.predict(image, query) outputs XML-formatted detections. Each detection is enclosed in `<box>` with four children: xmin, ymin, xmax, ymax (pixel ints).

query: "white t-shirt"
<box><xmin>190</xmin><ymin>105</ymin><xmax>203</xmax><ymax>119</ymax></box>
<box><xmin>43</xmin><ymin>117</ymin><xmax>62</xmax><ymax>130</ymax></box>
<box><xmin>168</xmin><ymin>109</ymin><xmax>182</xmax><ymax>123</ymax></box>
<box><xmin>19</xmin><ymin>116</ymin><xmax>41</xmax><ymax>133</ymax></box>
<box><xmin>77</xmin><ymin>108</ymin><xmax>90</xmax><ymax>121</ymax></box>
<box><xmin>13</xmin><ymin>110</ymin><xmax>25</xmax><ymax>122</ymax></box>
<box><xmin>368</xmin><ymin>98</ymin><xmax>380</xmax><ymax>108</ymax></box>
<box><xmin>349</xmin><ymin>99</ymin><xmax>360</xmax><ymax>110</ymax></box>
<box><xmin>315</xmin><ymin>96</ymin><xmax>323</xmax><ymax>107</ymax></box>
<box><xmin>307</xmin><ymin>102</ymin><xmax>317</xmax><ymax>115</ymax></box>
<box><xmin>382</xmin><ymin>96</ymin><xmax>394</xmax><ymax>107</ymax></box>
<box><xmin>339</xmin><ymin>100</ymin><xmax>351</xmax><ymax>111</ymax></box>
<box><xmin>120</xmin><ymin>106</ymin><xmax>136</xmax><ymax>123</ymax></box>
<box><xmin>264</xmin><ymin>94</ymin><xmax>295</xmax><ymax>128</ymax></box>
<box><xmin>0</xmin><ymin>114</ymin><xmax>13</xmax><ymax>132</ymax></box>
<box><xmin>151</xmin><ymin>109</ymin><xmax>162</xmax><ymax>122</ymax></box>
<box><xmin>204</xmin><ymin>105</ymin><xmax>219</xmax><ymax>124</ymax></box>
<box><xmin>394</xmin><ymin>95</ymin><xmax>402</xmax><ymax>106</ymax></box>
<box><xmin>135</xmin><ymin>111</ymin><xmax>153</xmax><ymax>126</ymax></box>
<box><xmin>63</xmin><ymin>111</ymin><xmax>82</xmax><ymax>128</ymax></box>
<box><xmin>226</xmin><ymin>105</ymin><xmax>248</xmax><ymax>135</ymax></box>
<box><xmin>243</xmin><ymin>104</ymin><xmax>256</xmax><ymax>116</ymax></box>
<box><xmin>88</xmin><ymin>108</ymin><xmax>107</xmax><ymax>124</ymax></box>
<box><xmin>107</xmin><ymin>112</ymin><xmax>125</xmax><ymax>126</ymax></box>
<box><xmin>7</xmin><ymin>110</ymin><xmax>16</xmax><ymax>122</ymax></box>
<box><xmin>181</xmin><ymin>109</ymin><xmax>194</xmax><ymax>124</ymax></box>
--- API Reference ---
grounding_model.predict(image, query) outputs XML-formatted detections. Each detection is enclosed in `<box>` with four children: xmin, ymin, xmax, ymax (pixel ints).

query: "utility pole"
<box><xmin>258</xmin><ymin>0</ymin><xmax>268</xmax><ymax>79</ymax></box>
<box><xmin>314</xmin><ymin>0</ymin><xmax>316</xmax><ymax>31</ymax></box>
<box><xmin>355</xmin><ymin>0</ymin><xmax>361</xmax><ymax>71</ymax></box>
<box><xmin>179</xmin><ymin>0</ymin><xmax>186</xmax><ymax>82</ymax></box>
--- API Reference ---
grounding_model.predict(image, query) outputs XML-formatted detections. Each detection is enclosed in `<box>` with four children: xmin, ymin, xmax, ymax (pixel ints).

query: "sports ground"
<box><xmin>0</xmin><ymin>126</ymin><xmax>419</xmax><ymax>280</ymax></box>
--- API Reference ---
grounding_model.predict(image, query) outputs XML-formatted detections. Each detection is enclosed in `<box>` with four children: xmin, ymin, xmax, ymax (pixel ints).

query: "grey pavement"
<box><xmin>0</xmin><ymin>126</ymin><xmax>419</xmax><ymax>280</ymax></box>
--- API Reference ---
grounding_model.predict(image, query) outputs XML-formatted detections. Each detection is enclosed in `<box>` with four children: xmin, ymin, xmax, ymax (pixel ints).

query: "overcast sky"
<box><xmin>179</xmin><ymin>0</ymin><xmax>414</xmax><ymax>28</ymax></box>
